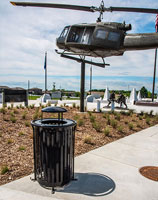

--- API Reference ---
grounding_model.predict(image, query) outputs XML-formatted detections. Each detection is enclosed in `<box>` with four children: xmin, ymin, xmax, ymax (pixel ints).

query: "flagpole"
<box><xmin>152</xmin><ymin>15</ymin><xmax>158</xmax><ymax>102</ymax></box>
<box><xmin>44</xmin><ymin>52</ymin><xmax>47</xmax><ymax>93</ymax></box>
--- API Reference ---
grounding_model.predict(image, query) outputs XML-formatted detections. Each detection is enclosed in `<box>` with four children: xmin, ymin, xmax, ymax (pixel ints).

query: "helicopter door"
<box><xmin>81</xmin><ymin>28</ymin><xmax>93</xmax><ymax>44</ymax></box>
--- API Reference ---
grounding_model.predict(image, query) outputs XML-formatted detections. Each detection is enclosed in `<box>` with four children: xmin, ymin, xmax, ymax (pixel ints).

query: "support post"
<box><xmin>90</xmin><ymin>66</ymin><xmax>92</xmax><ymax>95</ymax></box>
<box><xmin>2</xmin><ymin>91</ymin><xmax>5</xmax><ymax>107</ymax></box>
<box><xmin>152</xmin><ymin>48</ymin><xmax>157</xmax><ymax>102</ymax></box>
<box><xmin>80</xmin><ymin>61</ymin><xmax>85</xmax><ymax>112</ymax></box>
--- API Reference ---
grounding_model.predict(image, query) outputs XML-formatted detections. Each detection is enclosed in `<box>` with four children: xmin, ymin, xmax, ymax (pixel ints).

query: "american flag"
<box><xmin>156</xmin><ymin>14</ymin><xmax>158</xmax><ymax>32</ymax></box>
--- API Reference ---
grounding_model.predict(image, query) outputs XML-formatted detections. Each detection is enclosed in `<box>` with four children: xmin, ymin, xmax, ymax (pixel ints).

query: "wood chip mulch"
<box><xmin>0</xmin><ymin>106</ymin><xmax>158</xmax><ymax>186</ymax></box>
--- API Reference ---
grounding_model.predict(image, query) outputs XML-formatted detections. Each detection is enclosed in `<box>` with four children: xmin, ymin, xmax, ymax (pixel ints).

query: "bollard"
<box><xmin>111</xmin><ymin>101</ymin><xmax>114</xmax><ymax>111</ymax></box>
<box><xmin>97</xmin><ymin>100</ymin><xmax>101</xmax><ymax>112</ymax></box>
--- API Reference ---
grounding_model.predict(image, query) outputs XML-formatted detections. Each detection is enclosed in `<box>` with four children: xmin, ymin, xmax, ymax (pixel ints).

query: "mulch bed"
<box><xmin>0</xmin><ymin>105</ymin><xmax>158</xmax><ymax>186</ymax></box>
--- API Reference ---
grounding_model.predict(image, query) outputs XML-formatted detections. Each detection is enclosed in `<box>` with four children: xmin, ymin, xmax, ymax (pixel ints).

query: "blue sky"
<box><xmin>0</xmin><ymin>0</ymin><xmax>158</xmax><ymax>92</ymax></box>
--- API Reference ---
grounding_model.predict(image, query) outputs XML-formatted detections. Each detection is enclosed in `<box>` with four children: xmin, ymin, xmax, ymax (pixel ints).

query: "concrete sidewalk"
<box><xmin>0</xmin><ymin>125</ymin><xmax>158</xmax><ymax>200</ymax></box>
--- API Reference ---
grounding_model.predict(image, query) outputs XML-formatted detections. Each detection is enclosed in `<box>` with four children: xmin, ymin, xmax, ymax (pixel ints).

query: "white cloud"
<box><xmin>0</xmin><ymin>0</ymin><xmax>158</xmax><ymax>91</ymax></box>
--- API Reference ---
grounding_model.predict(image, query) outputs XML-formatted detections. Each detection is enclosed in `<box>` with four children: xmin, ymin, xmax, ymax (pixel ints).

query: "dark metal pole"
<box><xmin>152</xmin><ymin>48</ymin><xmax>157</xmax><ymax>102</ymax></box>
<box><xmin>80</xmin><ymin>61</ymin><xmax>85</xmax><ymax>112</ymax></box>
<box><xmin>90</xmin><ymin>65</ymin><xmax>92</xmax><ymax>95</ymax></box>
<box><xmin>45</xmin><ymin>52</ymin><xmax>47</xmax><ymax>93</ymax></box>
<box><xmin>152</xmin><ymin>15</ymin><xmax>158</xmax><ymax>102</ymax></box>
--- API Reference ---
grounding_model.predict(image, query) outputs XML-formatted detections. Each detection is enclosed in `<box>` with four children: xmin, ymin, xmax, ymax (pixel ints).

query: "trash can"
<box><xmin>31</xmin><ymin>106</ymin><xmax>76</xmax><ymax>192</ymax></box>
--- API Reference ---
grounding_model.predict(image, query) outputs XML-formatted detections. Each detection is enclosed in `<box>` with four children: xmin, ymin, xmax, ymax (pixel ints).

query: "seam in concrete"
<box><xmin>89</xmin><ymin>151</ymin><xmax>139</xmax><ymax>169</ymax></box>
<box><xmin>117</xmin><ymin>140</ymin><xmax>157</xmax><ymax>151</ymax></box>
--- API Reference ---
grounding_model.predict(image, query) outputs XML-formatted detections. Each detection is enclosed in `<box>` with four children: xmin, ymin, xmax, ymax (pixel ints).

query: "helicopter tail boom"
<box><xmin>124</xmin><ymin>33</ymin><xmax>158</xmax><ymax>51</ymax></box>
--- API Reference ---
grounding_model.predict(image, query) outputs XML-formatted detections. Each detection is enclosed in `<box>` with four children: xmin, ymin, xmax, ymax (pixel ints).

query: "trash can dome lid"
<box><xmin>42</xmin><ymin>106</ymin><xmax>67</xmax><ymax>113</ymax></box>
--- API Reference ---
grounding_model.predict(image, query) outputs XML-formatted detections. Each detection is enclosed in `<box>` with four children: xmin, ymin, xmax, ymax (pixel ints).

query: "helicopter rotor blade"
<box><xmin>104</xmin><ymin>7</ymin><xmax>158</xmax><ymax>14</ymax></box>
<box><xmin>10</xmin><ymin>2</ymin><xmax>95</xmax><ymax>12</ymax></box>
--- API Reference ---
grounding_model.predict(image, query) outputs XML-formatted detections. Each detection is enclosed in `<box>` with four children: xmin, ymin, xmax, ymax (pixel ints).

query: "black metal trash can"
<box><xmin>31</xmin><ymin>106</ymin><xmax>76</xmax><ymax>192</ymax></box>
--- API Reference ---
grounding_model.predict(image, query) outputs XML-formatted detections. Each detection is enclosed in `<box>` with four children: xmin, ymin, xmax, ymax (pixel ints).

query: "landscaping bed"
<box><xmin>0</xmin><ymin>105</ymin><xmax>158</xmax><ymax>186</ymax></box>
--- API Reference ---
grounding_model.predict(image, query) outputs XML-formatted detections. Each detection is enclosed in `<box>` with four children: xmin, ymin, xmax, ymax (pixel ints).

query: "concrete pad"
<box><xmin>1</xmin><ymin>125</ymin><xmax>158</xmax><ymax>200</ymax></box>
<box><xmin>90</xmin><ymin>141</ymin><xmax>158</xmax><ymax>167</ymax></box>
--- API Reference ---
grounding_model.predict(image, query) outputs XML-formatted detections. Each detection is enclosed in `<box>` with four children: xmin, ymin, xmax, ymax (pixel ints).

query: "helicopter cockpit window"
<box><xmin>108</xmin><ymin>32</ymin><xmax>120</xmax><ymax>42</ymax></box>
<box><xmin>60</xmin><ymin>27</ymin><xmax>69</xmax><ymax>38</ymax></box>
<box><xmin>67</xmin><ymin>27</ymin><xmax>83</xmax><ymax>43</ymax></box>
<box><xmin>96</xmin><ymin>29</ymin><xmax>108</xmax><ymax>40</ymax></box>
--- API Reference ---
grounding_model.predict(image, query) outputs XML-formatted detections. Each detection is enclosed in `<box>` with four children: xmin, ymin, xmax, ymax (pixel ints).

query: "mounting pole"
<box><xmin>152</xmin><ymin>15</ymin><xmax>158</xmax><ymax>102</ymax></box>
<box><xmin>90</xmin><ymin>65</ymin><xmax>92</xmax><ymax>95</ymax></box>
<box><xmin>80</xmin><ymin>61</ymin><xmax>85</xmax><ymax>112</ymax></box>
<box><xmin>56</xmin><ymin>52</ymin><xmax>108</xmax><ymax>112</ymax></box>
<box><xmin>152</xmin><ymin>48</ymin><xmax>157</xmax><ymax>102</ymax></box>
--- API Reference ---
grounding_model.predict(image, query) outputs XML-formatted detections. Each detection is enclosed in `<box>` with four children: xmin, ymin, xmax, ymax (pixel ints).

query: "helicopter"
<box><xmin>10</xmin><ymin>0</ymin><xmax>158</xmax><ymax>59</ymax></box>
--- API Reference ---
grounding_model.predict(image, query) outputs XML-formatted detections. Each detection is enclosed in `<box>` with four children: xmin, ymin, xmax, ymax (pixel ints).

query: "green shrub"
<box><xmin>7</xmin><ymin>139</ymin><xmax>14</xmax><ymax>144</ymax></box>
<box><xmin>92</xmin><ymin>122</ymin><xmax>102</xmax><ymax>132</ymax></box>
<box><xmin>30</xmin><ymin>104</ymin><xmax>35</xmax><ymax>109</ymax></box>
<box><xmin>3</xmin><ymin>104</ymin><xmax>7</xmax><ymax>108</ymax></box>
<box><xmin>129</xmin><ymin>109</ymin><xmax>134</xmax><ymax>115</ymax></box>
<box><xmin>87</xmin><ymin>111</ymin><xmax>92</xmax><ymax>116</ymax></box>
<box><xmin>25</xmin><ymin>121</ymin><xmax>30</xmax><ymax>127</ymax></box>
<box><xmin>132</xmin><ymin>118</ymin><xmax>136</xmax><ymax>122</ymax></box>
<box><xmin>139</xmin><ymin>115</ymin><xmax>143</xmax><ymax>120</ymax></box>
<box><xmin>0</xmin><ymin>108</ymin><xmax>6</xmax><ymax>114</ymax></box>
<box><xmin>120</xmin><ymin>111</ymin><xmax>126</xmax><ymax>115</ymax></box>
<box><xmin>136</xmin><ymin>123</ymin><xmax>141</xmax><ymax>128</ymax></box>
<box><xmin>128</xmin><ymin>123</ymin><xmax>134</xmax><ymax>130</ymax></box>
<box><xmin>72</xmin><ymin>103</ymin><xmax>76</xmax><ymax>108</ymax></box>
<box><xmin>146</xmin><ymin>117</ymin><xmax>150</xmax><ymax>125</ymax></box>
<box><xmin>110</xmin><ymin>119</ymin><xmax>117</xmax><ymax>128</ymax></box>
<box><xmin>1</xmin><ymin>165</ymin><xmax>9</xmax><ymax>175</ymax></box>
<box><xmin>104</xmin><ymin>127</ymin><xmax>110</xmax><ymax>136</ymax></box>
<box><xmin>144</xmin><ymin>112</ymin><xmax>149</xmax><ymax>119</ymax></box>
<box><xmin>13</xmin><ymin>109</ymin><xmax>19</xmax><ymax>114</ymax></box>
<box><xmin>149</xmin><ymin>110</ymin><xmax>154</xmax><ymax>116</ymax></box>
<box><xmin>33</xmin><ymin>113</ymin><xmax>38</xmax><ymax>120</ymax></box>
<box><xmin>115</xmin><ymin>113</ymin><xmax>120</xmax><ymax>121</ymax></box>
<box><xmin>106</xmin><ymin>116</ymin><xmax>111</xmax><ymax>125</ymax></box>
<box><xmin>16</xmin><ymin>105</ymin><xmax>19</xmax><ymax>109</ymax></box>
<box><xmin>74</xmin><ymin>114</ymin><xmax>80</xmax><ymax>121</ymax></box>
<box><xmin>19</xmin><ymin>146</ymin><xmax>26</xmax><ymax>151</ymax></box>
<box><xmin>10</xmin><ymin>116</ymin><xmax>16</xmax><ymax>123</ymax></box>
<box><xmin>140</xmin><ymin>111</ymin><xmax>144</xmax><ymax>116</ymax></box>
<box><xmin>77</xmin><ymin>119</ymin><xmax>84</xmax><ymax>126</ymax></box>
<box><xmin>22</xmin><ymin>112</ymin><xmax>27</xmax><ymax>119</ymax></box>
<box><xmin>38</xmin><ymin>112</ymin><xmax>43</xmax><ymax>118</ymax></box>
<box><xmin>89</xmin><ymin>115</ymin><xmax>96</xmax><ymax>123</ymax></box>
<box><xmin>10</xmin><ymin>112</ymin><xmax>15</xmax><ymax>117</ymax></box>
<box><xmin>126</xmin><ymin>111</ymin><xmax>131</xmax><ymax>116</ymax></box>
<box><xmin>84</xmin><ymin>135</ymin><xmax>94</xmax><ymax>145</ymax></box>
<box><xmin>11</xmin><ymin>103</ymin><xmax>14</xmax><ymax>109</ymax></box>
<box><xmin>154</xmin><ymin>114</ymin><xmax>158</xmax><ymax>123</ymax></box>
<box><xmin>8</xmin><ymin>106</ymin><xmax>11</xmax><ymax>110</ymax></box>
<box><xmin>118</xmin><ymin>126</ymin><xmax>123</xmax><ymax>133</ymax></box>
<box><xmin>18</xmin><ymin>131</ymin><xmax>24</xmax><ymax>136</ymax></box>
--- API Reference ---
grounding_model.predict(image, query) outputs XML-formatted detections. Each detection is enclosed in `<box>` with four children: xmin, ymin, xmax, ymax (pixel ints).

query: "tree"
<box><xmin>140</xmin><ymin>86</ymin><xmax>148</xmax><ymax>98</ymax></box>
